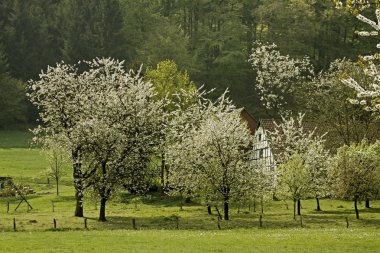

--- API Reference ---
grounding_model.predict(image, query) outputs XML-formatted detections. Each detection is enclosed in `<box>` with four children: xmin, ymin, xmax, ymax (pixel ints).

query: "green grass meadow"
<box><xmin>1</xmin><ymin>229</ymin><xmax>380</xmax><ymax>253</ymax></box>
<box><xmin>1</xmin><ymin>131</ymin><xmax>380</xmax><ymax>252</ymax></box>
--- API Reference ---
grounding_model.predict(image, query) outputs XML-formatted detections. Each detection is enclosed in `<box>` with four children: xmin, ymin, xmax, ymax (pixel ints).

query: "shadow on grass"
<box><xmin>52</xmin><ymin>195</ymin><xmax>76</xmax><ymax>202</ymax></box>
<box><xmin>79</xmin><ymin>215</ymin><xmax>264</xmax><ymax>230</ymax></box>
<box><xmin>361</xmin><ymin>207</ymin><xmax>380</xmax><ymax>213</ymax></box>
<box><xmin>313</xmin><ymin>210</ymin><xmax>353</xmax><ymax>215</ymax></box>
<box><xmin>120</xmin><ymin>192</ymin><xmax>200</xmax><ymax>208</ymax></box>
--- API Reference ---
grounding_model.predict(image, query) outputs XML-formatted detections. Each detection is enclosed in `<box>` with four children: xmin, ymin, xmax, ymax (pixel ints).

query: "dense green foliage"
<box><xmin>0</xmin><ymin>0</ymin><xmax>377</xmax><ymax>128</ymax></box>
<box><xmin>330</xmin><ymin>140</ymin><xmax>380</xmax><ymax>218</ymax></box>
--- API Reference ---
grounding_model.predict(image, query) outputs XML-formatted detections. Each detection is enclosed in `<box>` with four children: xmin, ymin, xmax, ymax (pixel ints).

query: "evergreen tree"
<box><xmin>0</xmin><ymin>47</ymin><xmax>26</xmax><ymax>129</ymax></box>
<box><xmin>63</xmin><ymin>0</ymin><xmax>126</xmax><ymax>63</ymax></box>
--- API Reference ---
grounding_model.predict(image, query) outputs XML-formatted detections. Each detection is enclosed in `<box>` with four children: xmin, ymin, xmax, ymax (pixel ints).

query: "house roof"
<box><xmin>240</xmin><ymin>109</ymin><xmax>257</xmax><ymax>135</ymax></box>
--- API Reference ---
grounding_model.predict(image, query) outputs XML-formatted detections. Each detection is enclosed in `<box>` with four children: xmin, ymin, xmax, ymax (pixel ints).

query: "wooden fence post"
<box><xmin>53</xmin><ymin>218</ymin><xmax>57</xmax><ymax>229</ymax></box>
<box><xmin>132</xmin><ymin>218</ymin><xmax>136</xmax><ymax>230</ymax></box>
<box><xmin>345</xmin><ymin>217</ymin><xmax>349</xmax><ymax>228</ymax></box>
<box><xmin>176</xmin><ymin>216</ymin><xmax>179</xmax><ymax>230</ymax></box>
<box><xmin>13</xmin><ymin>218</ymin><xmax>16</xmax><ymax>231</ymax></box>
<box><xmin>7</xmin><ymin>201</ymin><xmax>9</xmax><ymax>213</ymax></box>
<box><xmin>84</xmin><ymin>218</ymin><xmax>88</xmax><ymax>229</ymax></box>
<box><xmin>259</xmin><ymin>215</ymin><xmax>263</xmax><ymax>228</ymax></box>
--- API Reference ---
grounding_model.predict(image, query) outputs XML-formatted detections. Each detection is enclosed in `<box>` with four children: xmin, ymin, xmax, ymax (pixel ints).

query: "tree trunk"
<box><xmin>99</xmin><ymin>196</ymin><xmax>107</xmax><ymax>222</ymax></box>
<box><xmin>179</xmin><ymin>192</ymin><xmax>183</xmax><ymax>211</ymax></box>
<box><xmin>215</xmin><ymin>206</ymin><xmax>222</xmax><ymax>220</ymax></box>
<box><xmin>56</xmin><ymin>177</ymin><xmax>59</xmax><ymax>196</ymax></box>
<box><xmin>224</xmin><ymin>200</ymin><xmax>229</xmax><ymax>221</ymax></box>
<box><xmin>293</xmin><ymin>198</ymin><xmax>296</xmax><ymax>220</ymax></box>
<box><xmin>207</xmin><ymin>204</ymin><xmax>212</xmax><ymax>215</ymax></box>
<box><xmin>354</xmin><ymin>197</ymin><xmax>359</xmax><ymax>219</ymax></box>
<box><xmin>165</xmin><ymin>165</ymin><xmax>169</xmax><ymax>189</ymax></box>
<box><xmin>160</xmin><ymin>151</ymin><xmax>165</xmax><ymax>190</ymax></box>
<box><xmin>260</xmin><ymin>196</ymin><xmax>264</xmax><ymax>214</ymax></box>
<box><xmin>297</xmin><ymin>199</ymin><xmax>301</xmax><ymax>215</ymax></box>
<box><xmin>366</xmin><ymin>199</ymin><xmax>370</xmax><ymax>208</ymax></box>
<box><xmin>98</xmin><ymin>162</ymin><xmax>110</xmax><ymax>221</ymax></box>
<box><xmin>73</xmin><ymin>150</ymin><xmax>84</xmax><ymax>217</ymax></box>
<box><xmin>74</xmin><ymin>173</ymin><xmax>84</xmax><ymax>217</ymax></box>
<box><xmin>316</xmin><ymin>196</ymin><xmax>321</xmax><ymax>211</ymax></box>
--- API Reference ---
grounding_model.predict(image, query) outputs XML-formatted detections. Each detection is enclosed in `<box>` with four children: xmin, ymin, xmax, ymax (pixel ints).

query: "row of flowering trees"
<box><xmin>28</xmin><ymin>57</ymin><xmax>380</xmax><ymax>222</ymax></box>
<box><xmin>28</xmin><ymin>59</ymin><xmax>262</xmax><ymax>221</ymax></box>
<box><xmin>27</xmin><ymin>1</ymin><xmax>380</xmax><ymax>222</ymax></box>
<box><xmin>263</xmin><ymin>113</ymin><xmax>380</xmax><ymax>220</ymax></box>
<box><xmin>249</xmin><ymin>0</ymin><xmax>380</xmax><ymax>221</ymax></box>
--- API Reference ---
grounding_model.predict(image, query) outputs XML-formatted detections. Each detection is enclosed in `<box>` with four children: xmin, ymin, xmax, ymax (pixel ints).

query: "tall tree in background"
<box><xmin>255</xmin><ymin>0</ymin><xmax>316</xmax><ymax>58</ymax></box>
<box><xmin>5</xmin><ymin>0</ymin><xmax>64</xmax><ymax>81</ymax></box>
<box><xmin>0</xmin><ymin>47</ymin><xmax>26</xmax><ymax>129</ymax></box>
<box><xmin>63</xmin><ymin>0</ymin><xmax>126</xmax><ymax>63</ymax></box>
<box><xmin>306</xmin><ymin>59</ymin><xmax>379</xmax><ymax>150</ymax></box>
<box><xmin>2</xmin><ymin>0</ymin><xmax>380</xmax><ymax>129</ymax></box>
<box><xmin>0</xmin><ymin>0</ymin><xmax>14</xmax><ymax>46</ymax></box>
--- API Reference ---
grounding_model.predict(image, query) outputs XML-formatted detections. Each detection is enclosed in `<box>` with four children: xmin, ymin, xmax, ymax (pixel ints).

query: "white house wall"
<box><xmin>252</xmin><ymin>126</ymin><xmax>276</xmax><ymax>171</ymax></box>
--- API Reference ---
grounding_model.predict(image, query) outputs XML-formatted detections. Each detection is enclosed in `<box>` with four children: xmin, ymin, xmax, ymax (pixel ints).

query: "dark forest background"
<box><xmin>0</xmin><ymin>0</ymin><xmax>376</xmax><ymax>129</ymax></box>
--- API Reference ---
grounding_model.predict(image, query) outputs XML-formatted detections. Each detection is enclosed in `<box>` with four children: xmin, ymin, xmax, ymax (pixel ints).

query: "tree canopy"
<box><xmin>1</xmin><ymin>0</ymin><xmax>379</xmax><ymax>128</ymax></box>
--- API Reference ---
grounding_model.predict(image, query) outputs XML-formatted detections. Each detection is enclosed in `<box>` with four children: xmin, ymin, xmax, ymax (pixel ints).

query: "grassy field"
<box><xmin>1</xmin><ymin>131</ymin><xmax>380</xmax><ymax>252</ymax></box>
<box><xmin>1</xmin><ymin>228</ymin><xmax>380</xmax><ymax>253</ymax></box>
<box><xmin>0</xmin><ymin>130</ymin><xmax>33</xmax><ymax>149</ymax></box>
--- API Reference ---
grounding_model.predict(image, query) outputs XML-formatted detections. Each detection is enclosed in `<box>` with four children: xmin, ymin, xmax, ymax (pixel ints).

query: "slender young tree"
<box><xmin>42</xmin><ymin>135</ymin><xmax>70</xmax><ymax>196</ymax></box>
<box><xmin>304</xmin><ymin>142</ymin><xmax>330</xmax><ymax>211</ymax></box>
<box><xmin>277</xmin><ymin>153</ymin><xmax>312</xmax><ymax>220</ymax></box>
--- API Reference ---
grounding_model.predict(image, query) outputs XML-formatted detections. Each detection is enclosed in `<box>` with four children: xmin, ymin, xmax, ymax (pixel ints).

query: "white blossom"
<box><xmin>333</xmin><ymin>1</ymin><xmax>380</xmax><ymax>113</ymax></box>
<box><xmin>167</xmin><ymin>90</ymin><xmax>254</xmax><ymax>220</ymax></box>
<box><xmin>249</xmin><ymin>42</ymin><xmax>313</xmax><ymax>115</ymax></box>
<box><xmin>28</xmin><ymin>58</ymin><xmax>165</xmax><ymax>219</ymax></box>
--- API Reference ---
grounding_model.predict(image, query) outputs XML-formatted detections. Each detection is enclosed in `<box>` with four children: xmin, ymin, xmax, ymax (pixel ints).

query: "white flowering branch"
<box><xmin>333</xmin><ymin>1</ymin><xmax>380</xmax><ymax>112</ymax></box>
<box><xmin>249</xmin><ymin>42</ymin><xmax>313</xmax><ymax>116</ymax></box>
